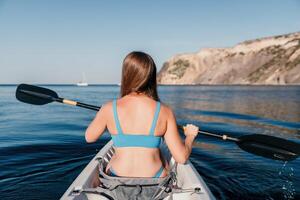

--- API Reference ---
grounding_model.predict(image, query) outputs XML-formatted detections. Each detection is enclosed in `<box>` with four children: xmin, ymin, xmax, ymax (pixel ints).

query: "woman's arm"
<box><xmin>163</xmin><ymin>106</ymin><xmax>198</xmax><ymax>164</ymax></box>
<box><xmin>85</xmin><ymin>103</ymin><xmax>109</xmax><ymax>143</ymax></box>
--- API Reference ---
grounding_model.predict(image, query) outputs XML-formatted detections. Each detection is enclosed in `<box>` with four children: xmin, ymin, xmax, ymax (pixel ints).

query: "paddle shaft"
<box><xmin>43</xmin><ymin>91</ymin><xmax>239</xmax><ymax>142</ymax></box>
<box><xmin>197</xmin><ymin>130</ymin><xmax>239</xmax><ymax>142</ymax></box>
<box><xmin>59</xmin><ymin>99</ymin><xmax>100</xmax><ymax>111</ymax></box>
<box><xmin>30</xmin><ymin>87</ymin><xmax>239</xmax><ymax>142</ymax></box>
<box><xmin>177</xmin><ymin>125</ymin><xmax>239</xmax><ymax>142</ymax></box>
<box><xmin>57</xmin><ymin>95</ymin><xmax>240</xmax><ymax>142</ymax></box>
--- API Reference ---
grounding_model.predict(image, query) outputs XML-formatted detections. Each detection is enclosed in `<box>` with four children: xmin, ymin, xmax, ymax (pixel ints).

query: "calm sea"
<box><xmin>0</xmin><ymin>85</ymin><xmax>299</xmax><ymax>200</ymax></box>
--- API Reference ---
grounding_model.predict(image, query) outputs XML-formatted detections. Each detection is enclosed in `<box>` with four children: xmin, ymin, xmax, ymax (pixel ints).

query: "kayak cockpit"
<box><xmin>60</xmin><ymin>140</ymin><xmax>215</xmax><ymax>200</ymax></box>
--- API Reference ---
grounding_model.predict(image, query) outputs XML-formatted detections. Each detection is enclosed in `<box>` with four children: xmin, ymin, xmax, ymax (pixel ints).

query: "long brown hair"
<box><xmin>120</xmin><ymin>51</ymin><xmax>160</xmax><ymax>101</ymax></box>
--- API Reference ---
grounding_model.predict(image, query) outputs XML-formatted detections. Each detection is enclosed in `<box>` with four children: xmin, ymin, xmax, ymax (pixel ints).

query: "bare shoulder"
<box><xmin>97</xmin><ymin>101</ymin><xmax>113</xmax><ymax>117</ymax></box>
<box><xmin>102</xmin><ymin>100</ymin><xmax>113</xmax><ymax>110</ymax></box>
<box><xmin>160</xmin><ymin>102</ymin><xmax>175</xmax><ymax>119</ymax></box>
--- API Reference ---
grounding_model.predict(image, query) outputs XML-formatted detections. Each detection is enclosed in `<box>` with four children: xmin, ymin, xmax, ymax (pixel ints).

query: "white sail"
<box><xmin>77</xmin><ymin>73</ymin><xmax>88</xmax><ymax>86</ymax></box>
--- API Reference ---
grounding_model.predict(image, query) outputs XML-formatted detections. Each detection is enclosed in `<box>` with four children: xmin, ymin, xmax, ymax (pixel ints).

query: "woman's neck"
<box><xmin>127</xmin><ymin>92</ymin><xmax>148</xmax><ymax>98</ymax></box>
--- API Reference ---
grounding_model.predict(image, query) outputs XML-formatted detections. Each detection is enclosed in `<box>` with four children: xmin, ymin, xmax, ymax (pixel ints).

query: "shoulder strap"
<box><xmin>113</xmin><ymin>100</ymin><xmax>123</xmax><ymax>135</ymax></box>
<box><xmin>149</xmin><ymin>102</ymin><xmax>161</xmax><ymax>135</ymax></box>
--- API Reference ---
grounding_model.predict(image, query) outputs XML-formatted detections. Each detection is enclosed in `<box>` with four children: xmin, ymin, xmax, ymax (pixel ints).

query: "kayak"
<box><xmin>60</xmin><ymin>140</ymin><xmax>216</xmax><ymax>200</ymax></box>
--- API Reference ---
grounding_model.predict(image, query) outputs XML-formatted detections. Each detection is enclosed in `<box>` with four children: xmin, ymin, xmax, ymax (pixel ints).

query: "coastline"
<box><xmin>1</xmin><ymin>83</ymin><xmax>300</xmax><ymax>86</ymax></box>
<box><xmin>157</xmin><ymin>83</ymin><xmax>300</xmax><ymax>86</ymax></box>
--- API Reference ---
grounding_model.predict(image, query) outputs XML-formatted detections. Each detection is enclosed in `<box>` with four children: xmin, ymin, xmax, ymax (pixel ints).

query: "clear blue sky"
<box><xmin>0</xmin><ymin>0</ymin><xmax>299</xmax><ymax>84</ymax></box>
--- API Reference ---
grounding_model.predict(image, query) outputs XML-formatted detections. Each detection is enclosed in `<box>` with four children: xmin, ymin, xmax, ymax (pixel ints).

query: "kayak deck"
<box><xmin>61</xmin><ymin>141</ymin><xmax>215</xmax><ymax>200</ymax></box>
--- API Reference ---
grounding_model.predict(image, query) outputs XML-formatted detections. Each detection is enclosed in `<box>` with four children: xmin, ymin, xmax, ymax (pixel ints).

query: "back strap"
<box><xmin>113</xmin><ymin>100</ymin><xmax>123</xmax><ymax>134</ymax></box>
<box><xmin>149</xmin><ymin>102</ymin><xmax>161</xmax><ymax>135</ymax></box>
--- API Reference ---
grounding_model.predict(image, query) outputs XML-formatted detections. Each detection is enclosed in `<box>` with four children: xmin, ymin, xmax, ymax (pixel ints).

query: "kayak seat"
<box><xmin>111</xmin><ymin>99</ymin><xmax>162</xmax><ymax>148</ymax></box>
<box><xmin>95</xmin><ymin>147</ymin><xmax>177</xmax><ymax>200</ymax></box>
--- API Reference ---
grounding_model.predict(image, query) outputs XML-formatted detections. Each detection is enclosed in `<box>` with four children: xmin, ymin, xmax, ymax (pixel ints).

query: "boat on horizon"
<box><xmin>76</xmin><ymin>73</ymin><xmax>88</xmax><ymax>87</ymax></box>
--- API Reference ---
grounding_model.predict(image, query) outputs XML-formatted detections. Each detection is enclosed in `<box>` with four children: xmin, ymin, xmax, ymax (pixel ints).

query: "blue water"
<box><xmin>0</xmin><ymin>85</ymin><xmax>299</xmax><ymax>200</ymax></box>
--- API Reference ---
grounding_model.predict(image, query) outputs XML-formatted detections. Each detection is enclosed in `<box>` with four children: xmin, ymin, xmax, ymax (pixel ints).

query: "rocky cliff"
<box><xmin>157</xmin><ymin>32</ymin><xmax>300</xmax><ymax>85</ymax></box>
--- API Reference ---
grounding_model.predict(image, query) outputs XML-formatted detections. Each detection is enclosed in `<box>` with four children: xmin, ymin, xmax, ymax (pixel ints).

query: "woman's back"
<box><xmin>106</xmin><ymin>93</ymin><xmax>166</xmax><ymax>137</ymax></box>
<box><xmin>105</xmin><ymin>93</ymin><xmax>168</xmax><ymax>177</ymax></box>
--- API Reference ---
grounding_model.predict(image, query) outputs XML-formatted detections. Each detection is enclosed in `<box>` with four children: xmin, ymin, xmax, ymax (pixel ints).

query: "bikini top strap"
<box><xmin>149</xmin><ymin>101</ymin><xmax>161</xmax><ymax>135</ymax></box>
<box><xmin>113</xmin><ymin>100</ymin><xmax>123</xmax><ymax>135</ymax></box>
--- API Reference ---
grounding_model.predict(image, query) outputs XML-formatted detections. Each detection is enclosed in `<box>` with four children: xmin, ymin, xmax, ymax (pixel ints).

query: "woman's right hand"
<box><xmin>183</xmin><ymin>124</ymin><xmax>199</xmax><ymax>138</ymax></box>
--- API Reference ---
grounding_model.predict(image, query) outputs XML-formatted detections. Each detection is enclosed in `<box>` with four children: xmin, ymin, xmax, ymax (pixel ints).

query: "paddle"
<box><xmin>178</xmin><ymin>126</ymin><xmax>300</xmax><ymax>161</ymax></box>
<box><xmin>16</xmin><ymin>83</ymin><xmax>300</xmax><ymax>161</ymax></box>
<box><xmin>16</xmin><ymin>83</ymin><xmax>100</xmax><ymax>111</ymax></box>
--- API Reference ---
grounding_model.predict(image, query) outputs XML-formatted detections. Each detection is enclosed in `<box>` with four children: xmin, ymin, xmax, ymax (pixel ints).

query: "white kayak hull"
<box><xmin>61</xmin><ymin>141</ymin><xmax>215</xmax><ymax>200</ymax></box>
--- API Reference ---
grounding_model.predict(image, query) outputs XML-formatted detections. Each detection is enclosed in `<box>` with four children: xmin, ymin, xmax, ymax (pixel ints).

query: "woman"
<box><xmin>85</xmin><ymin>51</ymin><xmax>199</xmax><ymax>178</ymax></box>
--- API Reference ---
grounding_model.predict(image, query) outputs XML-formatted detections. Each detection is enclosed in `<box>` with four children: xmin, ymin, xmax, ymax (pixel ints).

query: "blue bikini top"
<box><xmin>111</xmin><ymin>99</ymin><xmax>162</xmax><ymax>148</ymax></box>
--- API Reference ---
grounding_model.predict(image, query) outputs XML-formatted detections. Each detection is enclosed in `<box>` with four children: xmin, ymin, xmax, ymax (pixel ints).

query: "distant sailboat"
<box><xmin>77</xmin><ymin>73</ymin><xmax>88</xmax><ymax>86</ymax></box>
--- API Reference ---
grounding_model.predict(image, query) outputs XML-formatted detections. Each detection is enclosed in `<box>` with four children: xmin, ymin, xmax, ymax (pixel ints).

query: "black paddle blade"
<box><xmin>16</xmin><ymin>84</ymin><xmax>59</xmax><ymax>105</ymax></box>
<box><xmin>237</xmin><ymin>134</ymin><xmax>300</xmax><ymax>161</ymax></box>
